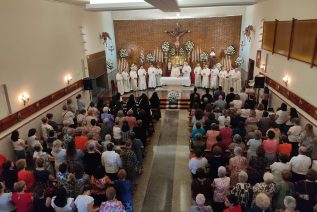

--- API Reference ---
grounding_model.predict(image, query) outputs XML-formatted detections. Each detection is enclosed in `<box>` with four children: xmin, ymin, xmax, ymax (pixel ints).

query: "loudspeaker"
<box><xmin>254</xmin><ymin>76</ymin><xmax>265</xmax><ymax>88</ymax></box>
<box><xmin>83</xmin><ymin>78</ymin><xmax>93</xmax><ymax>90</ymax></box>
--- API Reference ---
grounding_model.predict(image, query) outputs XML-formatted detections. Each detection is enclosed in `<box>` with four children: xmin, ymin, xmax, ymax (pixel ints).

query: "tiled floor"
<box><xmin>133</xmin><ymin>110</ymin><xmax>192</xmax><ymax>212</ymax></box>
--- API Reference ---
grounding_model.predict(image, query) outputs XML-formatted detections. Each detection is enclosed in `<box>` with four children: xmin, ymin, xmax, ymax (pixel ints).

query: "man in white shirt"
<box><xmin>188</xmin><ymin>151</ymin><xmax>208</xmax><ymax>178</ymax></box>
<box><xmin>194</xmin><ymin>63</ymin><xmax>202</xmax><ymax>87</ymax></box>
<box><xmin>210</xmin><ymin>64</ymin><xmax>219</xmax><ymax>90</ymax></box>
<box><xmin>101</xmin><ymin>143</ymin><xmax>122</xmax><ymax>180</ymax></box>
<box><xmin>156</xmin><ymin>64</ymin><xmax>162</xmax><ymax>87</ymax></box>
<box><xmin>171</xmin><ymin>64</ymin><xmax>180</xmax><ymax>77</ymax></box>
<box><xmin>75</xmin><ymin>184</ymin><xmax>98</xmax><ymax>212</ymax></box>
<box><xmin>289</xmin><ymin>146</ymin><xmax>312</xmax><ymax>181</ymax></box>
<box><xmin>201</xmin><ymin>64</ymin><xmax>210</xmax><ymax>88</ymax></box>
<box><xmin>138</xmin><ymin>66</ymin><xmax>147</xmax><ymax>90</ymax></box>
<box><xmin>148</xmin><ymin>64</ymin><xmax>157</xmax><ymax>88</ymax></box>
<box><xmin>182</xmin><ymin>62</ymin><xmax>192</xmax><ymax>86</ymax></box>
<box><xmin>41</xmin><ymin>117</ymin><xmax>53</xmax><ymax>142</ymax></box>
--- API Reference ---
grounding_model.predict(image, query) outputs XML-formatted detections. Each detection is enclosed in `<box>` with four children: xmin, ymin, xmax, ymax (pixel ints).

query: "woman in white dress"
<box><xmin>148</xmin><ymin>64</ymin><xmax>157</xmax><ymax>88</ymax></box>
<box><xmin>194</xmin><ymin>63</ymin><xmax>202</xmax><ymax>87</ymax></box>
<box><xmin>182</xmin><ymin>62</ymin><xmax>192</xmax><ymax>86</ymax></box>
<box><xmin>171</xmin><ymin>64</ymin><xmax>180</xmax><ymax>77</ymax></box>
<box><xmin>210</xmin><ymin>64</ymin><xmax>219</xmax><ymax>89</ymax></box>
<box><xmin>138</xmin><ymin>66</ymin><xmax>147</xmax><ymax>90</ymax></box>
<box><xmin>156</xmin><ymin>65</ymin><xmax>162</xmax><ymax>87</ymax></box>
<box><xmin>122</xmin><ymin>69</ymin><xmax>131</xmax><ymax>93</ymax></box>
<box><xmin>130</xmin><ymin>67</ymin><xmax>138</xmax><ymax>91</ymax></box>
<box><xmin>116</xmin><ymin>71</ymin><xmax>124</xmax><ymax>95</ymax></box>
<box><xmin>201</xmin><ymin>64</ymin><xmax>210</xmax><ymax>88</ymax></box>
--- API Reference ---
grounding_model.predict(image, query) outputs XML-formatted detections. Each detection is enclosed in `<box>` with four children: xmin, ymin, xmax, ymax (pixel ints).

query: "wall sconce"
<box><xmin>260</xmin><ymin>64</ymin><xmax>266</xmax><ymax>70</ymax></box>
<box><xmin>64</xmin><ymin>74</ymin><xmax>72</xmax><ymax>85</ymax></box>
<box><xmin>283</xmin><ymin>75</ymin><xmax>289</xmax><ymax>86</ymax></box>
<box><xmin>18</xmin><ymin>93</ymin><xmax>30</xmax><ymax>106</ymax></box>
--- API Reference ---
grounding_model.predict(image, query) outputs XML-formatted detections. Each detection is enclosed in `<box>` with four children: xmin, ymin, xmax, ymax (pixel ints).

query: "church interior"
<box><xmin>0</xmin><ymin>0</ymin><xmax>317</xmax><ymax>211</ymax></box>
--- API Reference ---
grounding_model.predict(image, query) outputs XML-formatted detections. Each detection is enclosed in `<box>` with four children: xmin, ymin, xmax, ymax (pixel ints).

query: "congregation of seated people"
<box><xmin>0</xmin><ymin>92</ymin><xmax>162</xmax><ymax>212</ymax></box>
<box><xmin>188</xmin><ymin>86</ymin><xmax>317</xmax><ymax>212</ymax></box>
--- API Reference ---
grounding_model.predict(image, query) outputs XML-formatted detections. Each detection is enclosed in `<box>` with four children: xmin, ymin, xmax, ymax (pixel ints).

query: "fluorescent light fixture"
<box><xmin>90</xmin><ymin>0</ymin><xmax>144</xmax><ymax>4</ymax></box>
<box><xmin>176</xmin><ymin>13</ymin><xmax>180</xmax><ymax>17</ymax></box>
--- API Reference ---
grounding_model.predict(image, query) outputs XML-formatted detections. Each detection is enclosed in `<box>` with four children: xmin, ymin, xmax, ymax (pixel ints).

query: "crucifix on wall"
<box><xmin>164</xmin><ymin>23</ymin><xmax>190</xmax><ymax>48</ymax></box>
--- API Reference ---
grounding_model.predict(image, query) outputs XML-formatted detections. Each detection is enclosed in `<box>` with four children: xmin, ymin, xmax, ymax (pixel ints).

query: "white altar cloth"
<box><xmin>160</xmin><ymin>77</ymin><xmax>191</xmax><ymax>86</ymax></box>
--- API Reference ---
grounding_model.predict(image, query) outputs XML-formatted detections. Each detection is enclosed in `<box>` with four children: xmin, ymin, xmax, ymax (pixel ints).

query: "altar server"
<box><xmin>182</xmin><ymin>62</ymin><xmax>192</xmax><ymax>86</ymax></box>
<box><xmin>210</xmin><ymin>64</ymin><xmax>219</xmax><ymax>89</ymax></box>
<box><xmin>148</xmin><ymin>64</ymin><xmax>157</xmax><ymax>88</ymax></box>
<box><xmin>201</xmin><ymin>64</ymin><xmax>210</xmax><ymax>88</ymax></box>
<box><xmin>232</xmin><ymin>68</ymin><xmax>242</xmax><ymax>93</ymax></box>
<box><xmin>194</xmin><ymin>63</ymin><xmax>202</xmax><ymax>87</ymax></box>
<box><xmin>130</xmin><ymin>66</ymin><xmax>138</xmax><ymax>91</ymax></box>
<box><xmin>171</xmin><ymin>64</ymin><xmax>180</xmax><ymax>77</ymax></box>
<box><xmin>156</xmin><ymin>64</ymin><xmax>162</xmax><ymax>87</ymax></box>
<box><xmin>116</xmin><ymin>71</ymin><xmax>124</xmax><ymax>95</ymax></box>
<box><xmin>138</xmin><ymin>66</ymin><xmax>147</xmax><ymax>90</ymax></box>
<box><xmin>122</xmin><ymin>69</ymin><xmax>131</xmax><ymax>93</ymax></box>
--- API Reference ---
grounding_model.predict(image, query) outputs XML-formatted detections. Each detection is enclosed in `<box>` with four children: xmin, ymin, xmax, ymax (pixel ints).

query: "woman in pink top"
<box><xmin>262</xmin><ymin>130</ymin><xmax>278</xmax><ymax>164</ymax></box>
<box><xmin>219</xmin><ymin>120</ymin><xmax>233</xmax><ymax>149</ymax></box>
<box><xmin>205</xmin><ymin>124</ymin><xmax>220</xmax><ymax>150</ymax></box>
<box><xmin>125</xmin><ymin>109</ymin><xmax>137</xmax><ymax>130</ymax></box>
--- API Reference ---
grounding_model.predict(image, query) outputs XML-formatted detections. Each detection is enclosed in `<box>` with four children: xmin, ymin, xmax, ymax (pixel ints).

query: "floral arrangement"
<box><xmin>161</xmin><ymin>41</ymin><xmax>170</xmax><ymax>53</ymax></box>
<box><xmin>119</xmin><ymin>48</ymin><xmax>129</xmax><ymax>58</ymax></box>
<box><xmin>235</xmin><ymin>57</ymin><xmax>244</xmax><ymax>67</ymax></box>
<box><xmin>130</xmin><ymin>63</ymin><xmax>137</xmax><ymax>71</ymax></box>
<box><xmin>179</xmin><ymin>47</ymin><xmax>185</xmax><ymax>56</ymax></box>
<box><xmin>224</xmin><ymin>45</ymin><xmax>235</xmax><ymax>56</ymax></box>
<box><xmin>184</xmin><ymin>40</ymin><xmax>195</xmax><ymax>52</ymax></box>
<box><xmin>216</xmin><ymin>63</ymin><xmax>223</xmax><ymax>69</ymax></box>
<box><xmin>106</xmin><ymin>60</ymin><xmax>113</xmax><ymax>70</ymax></box>
<box><xmin>145</xmin><ymin>53</ymin><xmax>155</xmax><ymax>64</ymax></box>
<box><xmin>199</xmin><ymin>52</ymin><xmax>208</xmax><ymax>62</ymax></box>
<box><xmin>169</xmin><ymin>48</ymin><xmax>176</xmax><ymax>56</ymax></box>
<box><xmin>167</xmin><ymin>90</ymin><xmax>179</xmax><ymax>104</ymax></box>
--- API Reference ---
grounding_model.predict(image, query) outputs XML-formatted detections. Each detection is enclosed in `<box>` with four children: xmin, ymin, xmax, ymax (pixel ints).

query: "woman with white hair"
<box><xmin>228</xmin><ymin>146</ymin><xmax>248</xmax><ymax>186</ymax></box>
<box><xmin>283</xmin><ymin>196</ymin><xmax>297</xmax><ymax>212</ymax></box>
<box><xmin>51</xmin><ymin>140</ymin><xmax>66</xmax><ymax>173</ymax></box>
<box><xmin>252</xmin><ymin>172</ymin><xmax>275</xmax><ymax>206</ymax></box>
<box><xmin>249</xmin><ymin>193</ymin><xmax>271</xmax><ymax>212</ymax></box>
<box><xmin>230</xmin><ymin>171</ymin><xmax>252</xmax><ymax>210</ymax></box>
<box><xmin>212</xmin><ymin>166</ymin><xmax>230</xmax><ymax>212</ymax></box>
<box><xmin>189</xmin><ymin>193</ymin><xmax>213</xmax><ymax>212</ymax></box>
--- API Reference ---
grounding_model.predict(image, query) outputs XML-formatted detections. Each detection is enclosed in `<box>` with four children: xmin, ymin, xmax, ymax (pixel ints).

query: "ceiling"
<box><xmin>52</xmin><ymin>0</ymin><xmax>259</xmax><ymax>11</ymax></box>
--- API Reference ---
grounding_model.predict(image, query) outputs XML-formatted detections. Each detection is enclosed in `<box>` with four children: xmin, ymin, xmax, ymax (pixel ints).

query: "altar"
<box><xmin>160</xmin><ymin>77</ymin><xmax>191</xmax><ymax>86</ymax></box>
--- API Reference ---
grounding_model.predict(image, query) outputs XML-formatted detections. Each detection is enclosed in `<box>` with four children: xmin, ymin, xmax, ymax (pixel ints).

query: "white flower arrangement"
<box><xmin>106</xmin><ymin>60</ymin><xmax>113</xmax><ymax>70</ymax></box>
<box><xmin>170</xmin><ymin>48</ymin><xmax>176</xmax><ymax>56</ymax></box>
<box><xmin>235</xmin><ymin>57</ymin><xmax>244</xmax><ymax>67</ymax></box>
<box><xmin>224</xmin><ymin>45</ymin><xmax>235</xmax><ymax>56</ymax></box>
<box><xmin>145</xmin><ymin>53</ymin><xmax>155</xmax><ymax>64</ymax></box>
<box><xmin>216</xmin><ymin>63</ymin><xmax>223</xmax><ymax>69</ymax></box>
<box><xmin>119</xmin><ymin>48</ymin><xmax>129</xmax><ymax>58</ymax></box>
<box><xmin>199</xmin><ymin>52</ymin><xmax>208</xmax><ymax>62</ymax></box>
<box><xmin>161</xmin><ymin>41</ymin><xmax>170</xmax><ymax>53</ymax></box>
<box><xmin>130</xmin><ymin>63</ymin><xmax>137</xmax><ymax>71</ymax></box>
<box><xmin>184</xmin><ymin>40</ymin><xmax>195</xmax><ymax>52</ymax></box>
<box><xmin>179</xmin><ymin>47</ymin><xmax>185</xmax><ymax>56</ymax></box>
<box><xmin>167</xmin><ymin>90</ymin><xmax>179</xmax><ymax>104</ymax></box>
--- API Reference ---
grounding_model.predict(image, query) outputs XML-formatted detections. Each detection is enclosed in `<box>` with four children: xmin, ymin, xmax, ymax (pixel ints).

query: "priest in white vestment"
<box><xmin>116</xmin><ymin>71</ymin><xmax>124</xmax><ymax>95</ymax></box>
<box><xmin>182</xmin><ymin>62</ymin><xmax>192</xmax><ymax>86</ymax></box>
<box><xmin>122</xmin><ymin>69</ymin><xmax>131</xmax><ymax>93</ymax></box>
<box><xmin>210</xmin><ymin>64</ymin><xmax>219</xmax><ymax>89</ymax></box>
<box><xmin>138</xmin><ymin>66</ymin><xmax>147</xmax><ymax>90</ymax></box>
<box><xmin>201</xmin><ymin>64</ymin><xmax>210</xmax><ymax>88</ymax></box>
<box><xmin>156</xmin><ymin>65</ymin><xmax>162</xmax><ymax>87</ymax></box>
<box><xmin>130</xmin><ymin>68</ymin><xmax>138</xmax><ymax>91</ymax></box>
<box><xmin>231</xmin><ymin>68</ymin><xmax>242</xmax><ymax>93</ymax></box>
<box><xmin>171</xmin><ymin>64</ymin><xmax>180</xmax><ymax>77</ymax></box>
<box><xmin>194</xmin><ymin>63</ymin><xmax>202</xmax><ymax>87</ymax></box>
<box><xmin>148</xmin><ymin>64</ymin><xmax>157</xmax><ymax>88</ymax></box>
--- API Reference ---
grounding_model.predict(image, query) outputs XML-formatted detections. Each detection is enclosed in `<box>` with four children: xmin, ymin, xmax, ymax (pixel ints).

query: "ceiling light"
<box><xmin>90</xmin><ymin>0</ymin><xmax>144</xmax><ymax>4</ymax></box>
<box><xmin>176</xmin><ymin>13</ymin><xmax>180</xmax><ymax>17</ymax></box>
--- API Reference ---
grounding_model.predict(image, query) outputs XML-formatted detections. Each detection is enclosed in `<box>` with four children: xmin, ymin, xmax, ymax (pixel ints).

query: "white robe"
<box><xmin>231</xmin><ymin>70</ymin><xmax>242</xmax><ymax>93</ymax></box>
<box><xmin>182</xmin><ymin>65</ymin><xmax>192</xmax><ymax>86</ymax></box>
<box><xmin>138</xmin><ymin>68</ymin><xmax>147</xmax><ymax>90</ymax></box>
<box><xmin>116</xmin><ymin>73</ymin><xmax>124</xmax><ymax>95</ymax></box>
<box><xmin>122</xmin><ymin>71</ymin><xmax>131</xmax><ymax>93</ymax></box>
<box><xmin>201</xmin><ymin>68</ymin><xmax>210</xmax><ymax>88</ymax></box>
<box><xmin>171</xmin><ymin>67</ymin><xmax>180</xmax><ymax>77</ymax></box>
<box><xmin>194</xmin><ymin>66</ymin><xmax>202</xmax><ymax>87</ymax></box>
<box><xmin>148</xmin><ymin>67</ymin><xmax>157</xmax><ymax>88</ymax></box>
<box><xmin>156</xmin><ymin>68</ymin><xmax>162</xmax><ymax>87</ymax></box>
<box><xmin>210</xmin><ymin>68</ymin><xmax>219</xmax><ymax>89</ymax></box>
<box><xmin>130</xmin><ymin>70</ymin><xmax>138</xmax><ymax>91</ymax></box>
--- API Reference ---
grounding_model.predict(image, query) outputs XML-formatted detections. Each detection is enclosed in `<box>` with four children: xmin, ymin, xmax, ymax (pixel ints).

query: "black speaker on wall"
<box><xmin>254</xmin><ymin>76</ymin><xmax>265</xmax><ymax>88</ymax></box>
<box><xmin>83</xmin><ymin>78</ymin><xmax>93</xmax><ymax>90</ymax></box>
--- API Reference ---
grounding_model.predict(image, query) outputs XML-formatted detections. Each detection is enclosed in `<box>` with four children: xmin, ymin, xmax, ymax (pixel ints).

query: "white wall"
<box><xmin>0</xmin><ymin>0</ymin><xmax>105</xmax><ymax>113</ymax></box>
<box><xmin>242</xmin><ymin>0</ymin><xmax>317</xmax><ymax>106</ymax></box>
